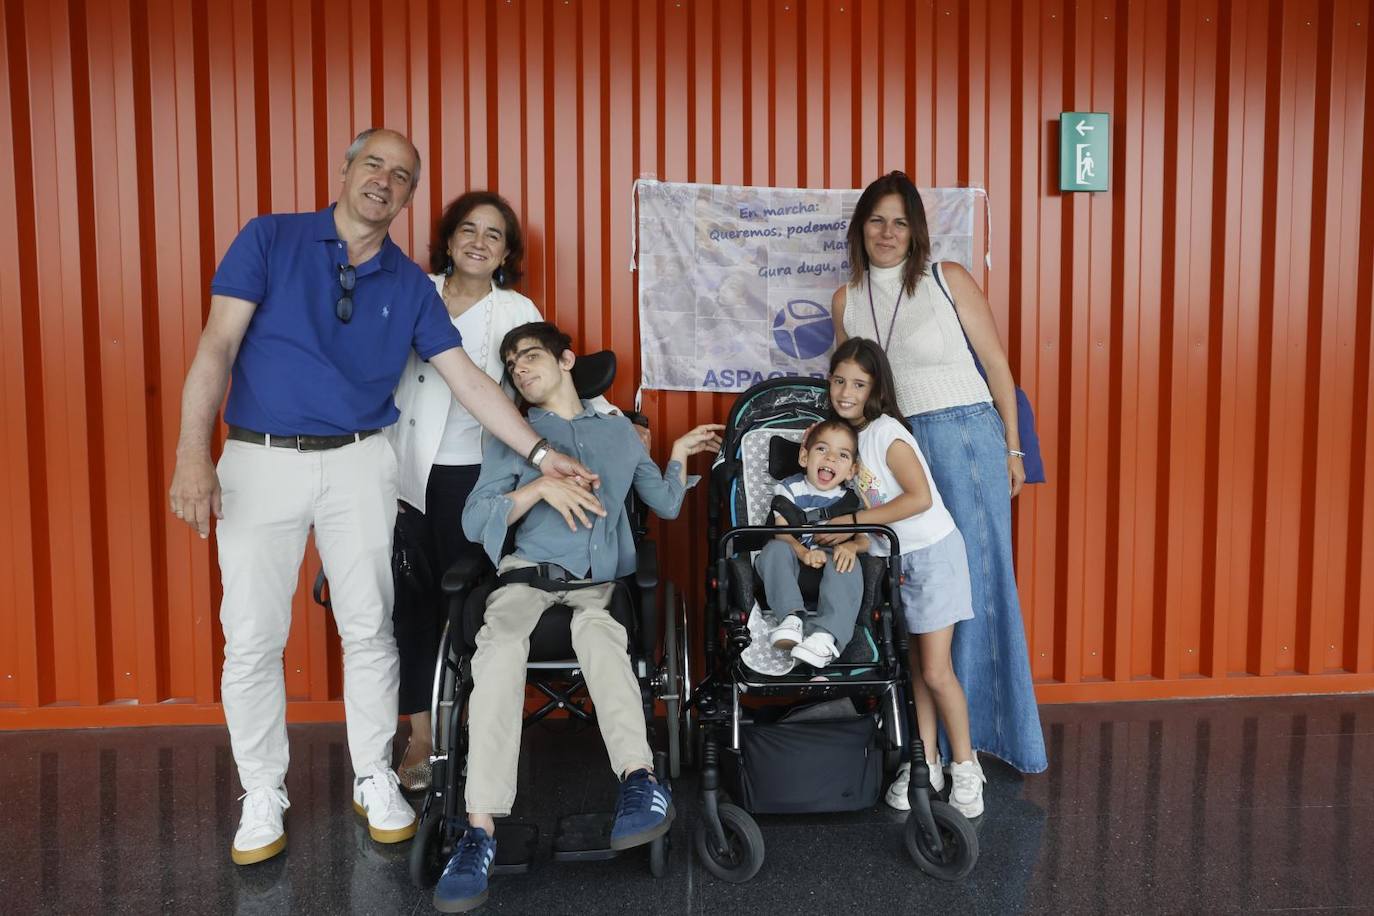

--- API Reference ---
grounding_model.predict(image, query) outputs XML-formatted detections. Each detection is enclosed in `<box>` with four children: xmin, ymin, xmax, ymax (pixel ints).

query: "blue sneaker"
<box><xmin>433</xmin><ymin>827</ymin><xmax>496</xmax><ymax>913</ymax></box>
<box><xmin>609</xmin><ymin>769</ymin><xmax>674</xmax><ymax>850</ymax></box>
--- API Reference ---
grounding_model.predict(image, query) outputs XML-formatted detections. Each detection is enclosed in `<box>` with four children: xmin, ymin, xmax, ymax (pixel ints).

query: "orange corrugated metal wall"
<box><xmin>2</xmin><ymin>0</ymin><xmax>1372</xmax><ymax>729</ymax></box>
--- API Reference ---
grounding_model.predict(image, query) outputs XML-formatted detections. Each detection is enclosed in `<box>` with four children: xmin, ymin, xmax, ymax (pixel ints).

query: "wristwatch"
<box><xmin>527</xmin><ymin>437</ymin><xmax>551</xmax><ymax>469</ymax></box>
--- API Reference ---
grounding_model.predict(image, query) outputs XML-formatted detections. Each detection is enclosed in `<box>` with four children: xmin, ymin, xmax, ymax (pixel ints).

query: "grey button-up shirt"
<box><xmin>462</xmin><ymin>401</ymin><xmax>693</xmax><ymax>581</ymax></box>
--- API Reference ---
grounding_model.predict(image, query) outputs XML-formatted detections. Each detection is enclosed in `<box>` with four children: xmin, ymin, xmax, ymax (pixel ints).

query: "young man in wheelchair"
<box><xmin>436</xmin><ymin>321</ymin><xmax>722</xmax><ymax>912</ymax></box>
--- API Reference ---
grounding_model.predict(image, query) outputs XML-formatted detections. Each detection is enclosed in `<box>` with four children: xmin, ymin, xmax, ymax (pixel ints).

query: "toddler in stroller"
<box><xmin>755</xmin><ymin>419</ymin><xmax>870</xmax><ymax>669</ymax></box>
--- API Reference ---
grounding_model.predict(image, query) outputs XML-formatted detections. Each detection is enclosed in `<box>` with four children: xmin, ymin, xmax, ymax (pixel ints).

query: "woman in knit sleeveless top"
<box><xmin>831</xmin><ymin>171</ymin><xmax>1047</xmax><ymax>775</ymax></box>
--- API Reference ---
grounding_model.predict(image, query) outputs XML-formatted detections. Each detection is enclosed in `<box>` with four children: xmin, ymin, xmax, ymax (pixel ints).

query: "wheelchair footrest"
<box><xmin>491</xmin><ymin>821</ymin><xmax>539</xmax><ymax>875</ymax></box>
<box><xmin>551</xmin><ymin>812</ymin><xmax>618</xmax><ymax>862</ymax></box>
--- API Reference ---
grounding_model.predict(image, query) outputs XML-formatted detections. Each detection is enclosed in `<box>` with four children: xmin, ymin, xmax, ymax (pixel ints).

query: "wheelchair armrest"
<box><xmin>636</xmin><ymin>540</ymin><xmax>659</xmax><ymax>656</ymax></box>
<box><xmin>635</xmin><ymin>539</ymin><xmax>659</xmax><ymax>590</ymax></box>
<box><xmin>441</xmin><ymin>552</ymin><xmax>491</xmax><ymax>595</ymax></box>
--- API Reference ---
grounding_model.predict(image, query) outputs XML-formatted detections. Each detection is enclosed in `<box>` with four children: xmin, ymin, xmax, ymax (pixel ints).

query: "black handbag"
<box><xmin>931</xmin><ymin>263</ymin><xmax>1046</xmax><ymax>484</ymax></box>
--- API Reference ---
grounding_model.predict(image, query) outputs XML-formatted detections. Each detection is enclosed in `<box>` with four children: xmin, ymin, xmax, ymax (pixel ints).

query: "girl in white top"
<box><xmin>822</xmin><ymin>336</ymin><xmax>984</xmax><ymax>819</ymax></box>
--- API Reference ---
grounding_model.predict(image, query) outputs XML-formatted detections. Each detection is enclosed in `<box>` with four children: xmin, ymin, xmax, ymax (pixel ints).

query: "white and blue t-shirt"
<box><xmin>772</xmin><ymin>474</ymin><xmax>854</xmax><ymax>547</ymax></box>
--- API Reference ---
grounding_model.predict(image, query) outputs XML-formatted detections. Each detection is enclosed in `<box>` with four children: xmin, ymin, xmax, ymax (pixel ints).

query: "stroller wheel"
<box><xmin>904</xmin><ymin>801</ymin><xmax>978</xmax><ymax>880</ymax></box>
<box><xmin>693</xmin><ymin>803</ymin><xmax>764</xmax><ymax>883</ymax></box>
<box><xmin>648</xmin><ymin>831</ymin><xmax>669</xmax><ymax>878</ymax></box>
<box><xmin>409</xmin><ymin>806</ymin><xmax>449</xmax><ymax>888</ymax></box>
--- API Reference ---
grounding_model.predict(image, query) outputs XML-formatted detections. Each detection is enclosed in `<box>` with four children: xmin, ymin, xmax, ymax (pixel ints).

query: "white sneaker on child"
<box><xmin>769</xmin><ymin>614</ymin><xmax>805</xmax><ymax>650</ymax></box>
<box><xmin>790</xmin><ymin>631</ymin><xmax>838</xmax><ymax>668</ymax></box>
<box><xmin>884</xmin><ymin>756</ymin><xmax>944</xmax><ymax>811</ymax></box>
<box><xmin>948</xmin><ymin>756</ymin><xmax>986</xmax><ymax>818</ymax></box>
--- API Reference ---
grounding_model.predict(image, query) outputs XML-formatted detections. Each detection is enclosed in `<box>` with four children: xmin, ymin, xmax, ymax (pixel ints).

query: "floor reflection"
<box><xmin>1</xmin><ymin>694</ymin><xmax>1369</xmax><ymax>914</ymax></box>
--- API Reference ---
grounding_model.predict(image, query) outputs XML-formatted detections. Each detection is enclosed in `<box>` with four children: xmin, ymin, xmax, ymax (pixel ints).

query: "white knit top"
<box><xmin>843</xmin><ymin>261</ymin><xmax>991</xmax><ymax>417</ymax></box>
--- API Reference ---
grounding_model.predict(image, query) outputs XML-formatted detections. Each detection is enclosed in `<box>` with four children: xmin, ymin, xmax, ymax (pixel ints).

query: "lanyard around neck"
<box><xmin>866</xmin><ymin>268</ymin><xmax>904</xmax><ymax>351</ymax></box>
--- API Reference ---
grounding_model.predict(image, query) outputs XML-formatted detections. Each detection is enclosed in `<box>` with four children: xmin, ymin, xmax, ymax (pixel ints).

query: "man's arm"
<box><xmin>428</xmin><ymin>347</ymin><xmax>600</xmax><ymax>487</ymax></box>
<box><xmin>462</xmin><ymin>442</ymin><xmax>607</xmax><ymax>564</ymax></box>
<box><xmin>630</xmin><ymin>423</ymin><xmax>724</xmax><ymax>519</ymax></box>
<box><xmin>167</xmin><ymin>294</ymin><xmax>257</xmax><ymax>538</ymax></box>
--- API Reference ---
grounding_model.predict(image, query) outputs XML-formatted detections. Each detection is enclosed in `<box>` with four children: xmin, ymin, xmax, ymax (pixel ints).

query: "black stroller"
<box><xmin>675</xmin><ymin>376</ymin><xmax>978</xmax><ymax>882</ymax></box>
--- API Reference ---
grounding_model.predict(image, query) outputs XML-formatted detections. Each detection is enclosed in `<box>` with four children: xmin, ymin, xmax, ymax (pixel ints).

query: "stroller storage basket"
<box><xmin>726</xmin><ymin>707</ymin><xmax>883</xmax><ymax>814</ymax></box>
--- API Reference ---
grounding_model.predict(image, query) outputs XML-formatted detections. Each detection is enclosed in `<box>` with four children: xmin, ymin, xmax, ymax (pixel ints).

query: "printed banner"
<box><xmin>634</xmin><ymin>179</ymin><xmax>985</xmax><ymax>393</ymax></box>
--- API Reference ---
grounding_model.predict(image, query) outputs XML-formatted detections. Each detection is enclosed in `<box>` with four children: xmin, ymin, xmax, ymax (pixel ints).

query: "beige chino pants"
<box><xmin>216</xmin><ymin>434</ymin><xmax>400</xmax><ymax>795</ymax></box>
<box><xmin>465</xmin><ymin>556</ymin><xmax>653</xmax><ymax>816</ymax></box>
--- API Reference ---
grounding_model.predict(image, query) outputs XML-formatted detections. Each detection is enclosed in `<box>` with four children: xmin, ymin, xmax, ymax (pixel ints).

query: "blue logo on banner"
<box><xmin>772</xmin><ymin>299</ymin><xmax>834</xmax><ymax>359</ymax></box>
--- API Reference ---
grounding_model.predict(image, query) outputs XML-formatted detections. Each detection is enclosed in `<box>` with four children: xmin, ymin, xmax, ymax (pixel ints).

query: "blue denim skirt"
<box><xmin>908</xmin><ymin>402</ymin><xmax>1048</xmax><ymax>774</ymax></box>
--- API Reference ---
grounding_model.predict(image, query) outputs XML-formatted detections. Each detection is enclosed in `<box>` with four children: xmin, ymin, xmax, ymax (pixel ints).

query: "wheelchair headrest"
<box><xmin>768</xmin><ymin>436</ymin><xmax>803</xmax><ymax>480</ymax></box>
<box><xmin>571</xmin><ymin>350</ymin><xmax>616</xmax><ymax>400</ymax></box>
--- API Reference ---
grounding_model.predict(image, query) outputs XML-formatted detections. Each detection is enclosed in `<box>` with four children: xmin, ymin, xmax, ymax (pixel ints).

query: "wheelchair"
<box><xmin>674</xmin><ymin>376</ymin><xmax>979</xmax><ymax>883</ymax></box>
<box><xmin>397</xmin><ymin>351</ymin><xmax>680</xmax><ymax>886</ymax></box>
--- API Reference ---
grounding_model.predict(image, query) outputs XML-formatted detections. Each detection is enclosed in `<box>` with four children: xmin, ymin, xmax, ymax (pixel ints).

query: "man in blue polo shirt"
<box><xmin>167</xmin><ymin>128</ymin><xmax>601</xmax><ymax>867</ymax></box>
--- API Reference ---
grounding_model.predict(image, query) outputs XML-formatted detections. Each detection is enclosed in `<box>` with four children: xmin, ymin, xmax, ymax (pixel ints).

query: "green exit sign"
<box><xmin>1060</xmin><ymin>112</ymin><xmax>1109</xmax><ymax>192</ymax></box>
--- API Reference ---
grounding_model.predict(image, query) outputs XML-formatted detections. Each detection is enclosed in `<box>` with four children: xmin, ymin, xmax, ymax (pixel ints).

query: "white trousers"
<box><xmin>216</xmin><ymin>435</ymin><xmax>400</xmax><ymax>794</ymax></box>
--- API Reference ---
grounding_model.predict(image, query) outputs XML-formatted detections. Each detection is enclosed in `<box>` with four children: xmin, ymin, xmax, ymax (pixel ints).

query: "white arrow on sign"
<box><xmin>1075</xmin><ymin>120</ymin><xmax>1095</xmax><ymax>137</ymax></box>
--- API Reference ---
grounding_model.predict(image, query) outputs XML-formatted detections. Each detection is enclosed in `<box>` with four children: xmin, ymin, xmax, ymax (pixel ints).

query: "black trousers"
<box><xmin>392</xmin><ymin>463</ymin><xmax>489</xmax><ymax>717</ymax></box>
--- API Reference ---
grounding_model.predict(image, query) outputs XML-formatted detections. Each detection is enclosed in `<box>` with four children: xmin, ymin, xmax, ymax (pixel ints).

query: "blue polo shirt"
<box><xmin>210</xmin><ymin>205</ymin><xmax>461</xmax><ymax>436</ymax></box>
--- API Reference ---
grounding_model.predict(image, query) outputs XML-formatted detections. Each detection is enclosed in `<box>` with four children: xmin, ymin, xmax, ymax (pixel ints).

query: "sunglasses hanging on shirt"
<box><xmin>336</xmin><ymin>263</ymin><xmax>356</xmax><ymax>323</ymax></box>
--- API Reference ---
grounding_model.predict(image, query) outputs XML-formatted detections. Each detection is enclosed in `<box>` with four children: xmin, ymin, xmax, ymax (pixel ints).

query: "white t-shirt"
<box><xmin>855</xmin><ymin>415</ymin><xmax>956</xmax><ymax>556</ymax></box>
<box><xmin>433</xmin><ymin>295</ymin><xmax>497</xmax><ymax>465</ymax></box>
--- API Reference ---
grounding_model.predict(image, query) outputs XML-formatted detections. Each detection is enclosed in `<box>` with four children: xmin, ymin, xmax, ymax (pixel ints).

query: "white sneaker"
<box><xmin>769</xmin><ymin>614</ymin><xmax>805</xmax><ymax>650</ymax></box>
<box><xmin>232</xmin><ymin>786</ymin><xmax>289</xmax><ymax>865</ymax></box>
<box><xmin>884</xmin><ymin>756</ymin><xmax>944</xmax><ymax>811</ymax></box>
<box><xmin>352</xmin><ymin>767</ymin><xmax>418</xmax><ymax>843</ymax></box>
<box><xmin>790</xmin><ymin>631</ymin><xmax>838</xmax><ymax>668</ymax></box>
<box><xmin>948</xmin><ymin>756</ymin><xmax>986</xmax><ymax>818</ymax></box>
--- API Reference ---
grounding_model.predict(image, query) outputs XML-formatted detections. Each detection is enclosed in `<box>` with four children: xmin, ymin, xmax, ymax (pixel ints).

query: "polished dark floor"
<box><xmin>3</xmin><ymin>694</ymin><xmax>1373</xmax><ymax>915</ymax></box>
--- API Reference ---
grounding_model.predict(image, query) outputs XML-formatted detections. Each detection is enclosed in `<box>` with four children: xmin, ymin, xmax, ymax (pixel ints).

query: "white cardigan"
<box><xmin>387</xmin><ymin>276</ymin><xmax>615</xmax><ymax>513</ymax></box>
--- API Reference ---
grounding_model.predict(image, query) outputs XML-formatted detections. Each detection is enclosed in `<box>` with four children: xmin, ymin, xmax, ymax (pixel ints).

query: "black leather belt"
<box><xmin>227</xmin><ymin>425</ymin><xmax>381</xmax><ymax>451</ymax></box>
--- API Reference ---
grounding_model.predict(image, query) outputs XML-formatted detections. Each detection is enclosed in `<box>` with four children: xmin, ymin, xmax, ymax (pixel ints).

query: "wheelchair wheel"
<box><xmin>904</xmin><ymin>801</ymin><xmax>978</xmax><ymax>881</ymax></box>
<box><xmin>694</xmin><ymin>802</ymin><xmax>764</xmax><ymax>883</ymax></box>
<box><xmin>663</xmin><ymin>582</ymin><xmax>683</xmax><ymax>779</ymax></box>
<box><xmin>677</xmin><ymin>585</ymin><xmax>696</xmax><ymax>771</ymax></box>
<box><xmin>409</xmin><ymin>806</ymin><xmax>449</xmax><ymax>888</ymax></box>
<box><xmin>649</xmin><ymin>831</ymin><xmax>669</xmax><ymax>877</ymax></box>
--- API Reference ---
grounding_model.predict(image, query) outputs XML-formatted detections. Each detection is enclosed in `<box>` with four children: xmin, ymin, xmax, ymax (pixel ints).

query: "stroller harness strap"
<box><xmin>768</xmin><ymin>490</ymin><xmax>863</xmax><ymax>528</ymax></box>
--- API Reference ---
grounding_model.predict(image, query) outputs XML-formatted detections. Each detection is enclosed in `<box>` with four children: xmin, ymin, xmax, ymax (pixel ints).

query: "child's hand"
<box><xmin>802</xmin><ymin>548</ymin><xmax>827</xmax><ymax>569</ymax></box>
<box><xmin>832</xmin><ymin>542</ymin><xmax>859</xmax><ymax>573</ymax></box>
<box><xmin>811</xmin><ymin>512</ymin><xmax>857</xmax><ymax>547</ymax></box>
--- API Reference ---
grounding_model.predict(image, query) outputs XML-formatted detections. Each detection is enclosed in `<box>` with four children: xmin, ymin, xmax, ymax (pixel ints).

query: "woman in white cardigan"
<box><xmin>387</xmin><ymin>191</ymin><xmax>629</xmax><ymax>789</ymax></box>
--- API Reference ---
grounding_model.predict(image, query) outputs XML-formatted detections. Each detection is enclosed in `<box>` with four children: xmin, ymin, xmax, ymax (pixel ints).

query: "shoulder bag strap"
<box><xmin>929</xmin><ymin>261</ymin><xmax>989</xmax><ymax>380</ymax></box>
